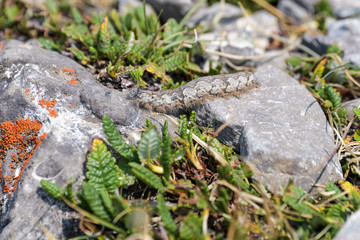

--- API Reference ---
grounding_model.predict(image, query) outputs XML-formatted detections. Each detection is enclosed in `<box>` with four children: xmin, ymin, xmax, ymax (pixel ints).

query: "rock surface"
<box><xmin>0</xmin><ymin>37</ymin><xmax>342</xmax><ymax>238</ymax></box>
<box><xmin>278</xmin><ymin>0</ymin><xmax>360</xmax><ymax>21</ymax></box>
<box><xmin>333</xmin><ymin>209</ymin><xmax>360</xmax><ymax>240</ymax></box>
<box><xmin>0</xmin><ymin>39</ymin><xmax>146</xmax><ymax>239</ymax></box>
<box><xmin>302</xmin><ymin>18</ymin><xmax>360</xmax><ymax>67</ymax></box>
<box><xmin>194</xmin><ymin>66</ymin><xmax>342</xmax><ymax>194</ymax></box>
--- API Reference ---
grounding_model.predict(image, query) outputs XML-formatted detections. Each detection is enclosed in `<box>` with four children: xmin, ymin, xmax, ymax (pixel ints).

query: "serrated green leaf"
<box><xmin>160</xmin><ymin>135</ymin><xmax>172</xmax><ymax>181</ymax></box>
<box><xmin>86</xmin><ymin>138</ymin><xmax>121</xmax><ymax>193</ymax></box>
<box><xmin>163</xmin><ymin>51</ymin><xmax>187</xmax><ymax>72</ymax></box>
<box><xmin>97</xmin><ymin>16</ymin><xmax>111</xmax><ymax>58</ymax></box>
<box><xmin>325</xmin><ymin>85</ymin><xmax>341</xmax><ymax>109</ymax></box>
<box><xmin>102</xmin><ymin>114</ymin><xmax>135</xmax><ymax>162</ymax></box>
<box><xmin>41</xmin><ymin>180</ymin><xmax>62</xmax><ymax>200</ymax></box>
<box><xmin>100</xmin><ymin>191</ymin><xmax>116</xmax><ymax>218</ymax></box>
<box><xmin>129</xmin><ymin>162</ymin><xmax>164</xmax><ymax>193</ymax></box>
<box><xmin>138</xmin><ymin>126</ymin><xmax>160</xmax><ymax>162</ymax></box>
<box><xmin>82</xmin><ymin>182</ymin><xmax>112</xmax><ymax>222</ymax></box>
<box><xmin>162</xmin><ymin>120</ymin><xmax>169</xmax><ymax>142</ymax></box>
<box><xmin>157</xmin><ymin>194</ymin><xmax>179</xmax><ymax>236</ymax></box>
<box><xmin>65</xmin><ymin>181</ymin><xmax>75</xmax><ymax>203</ymax></box>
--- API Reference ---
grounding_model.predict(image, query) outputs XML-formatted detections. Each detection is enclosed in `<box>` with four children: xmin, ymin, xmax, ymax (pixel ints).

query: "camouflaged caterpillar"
<box><xmin>129</xmin><ymin>72</ymin><xmax>257</xmax><ymax>112</ymax></box>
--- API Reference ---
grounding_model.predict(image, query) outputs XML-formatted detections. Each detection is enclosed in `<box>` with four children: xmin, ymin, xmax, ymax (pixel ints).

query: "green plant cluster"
<box><xmin>41</xmin><ymin>112</ymin><xmax>360</xmax><ymax>239</ymax></box>
<box><xmin>0</xmin><ymin>0</ymin><xmax>209</xmax><ymax>89</ymax></box>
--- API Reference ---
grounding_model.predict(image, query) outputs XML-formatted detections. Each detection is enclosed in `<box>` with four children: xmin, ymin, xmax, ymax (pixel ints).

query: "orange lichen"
<box><xmin>0</xmin><ymin>42</ymin><xmax>4</xmax><ymax>53</ymax></box>
<box><xmin>67</xmin><ymin>78</ymin><xmax>78</xmax><ymax>85</ymax></box>
<box><xmin>47</xmin><ymin>109</ymin><xmax>58</xmax><ymax>118</ymax></box>
<box><xmin>0</xmin><ymin>119</ymin><xmax>47</xmax><ymax>197</ymax></box>
<box><xmin>37</xmin><ymin>90</ymin><xmax>40</xmax><ymax>94</ymax></box>
<box><xmin>67</xmin><ymin>104</ymin><xmax>71</xmax><ymax>108</ymax></box>
<box><xmin>25</xmin><ymin>89</ymin><xmax>30</xmax><ymax>93</ymax></box>
<box><xmin>62</xmin><ymin>67</ymin><xmax>75</xmax><ymax>76</ymax></box>
<box><xmin>38</xmin><ymin>98</ymin><xmax>56</xmax><ymax>109</ymax></box>
<box><xmin>73</xmin><ymin>106</ymin><xmax>78</xmax><ymax>109</ymax></box>
<box><xmin>38</xmin><ymin>98</ymin><xmax>57</xmax><ymax>118</ymax></box>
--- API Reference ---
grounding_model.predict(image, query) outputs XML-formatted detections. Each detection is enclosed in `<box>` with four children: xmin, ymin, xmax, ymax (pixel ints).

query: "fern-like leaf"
<box><xmin>157</xmin><ymin>194</ymin><xmax>179</xmax><ymax>236</ymax></box>
<box><xmin>100</xmin><ymin>191</ymin><xmax>116</xmax><ymax>218</ymax></box>
<box><xmin>102</xmin><ymin>114</ymin><xmax>135</xmax><ymax>162</ymax></box>
<box><xmin>41</xmin><ymin>180</ymin><xmax>62</xmax><ymax>200</ymax></box>
<box><xmin>129</xmin><ymin>162</ymin><xmax>165</xmax><ymax>193</ymax></box>
<box><xmin>325</xmin><ymin>84</ymin><xmax>341</xmax><ymax>109</ymax></box>
<box><xmin>97</xmin><ymin>16</ymin><xmax>111</xmax><ymax>58</ymax></box>
<box><xmin>160</xmin><ymin>135</ymin><xmax>172</xmax><ymax>181</ymax></box>
<box><xmin>162</xmin><ymin>120</ymin><xmax>169</xmax><ymax>142</ymax></box>
<box><xmin>86</xmin><ymin>138</ymin><xmax>121</xmax><ymax>193</ymax></box>
<box><xmin>163</xmin><ymin>51</ymin><xmax>187</xmax><ymax>72</ymax></box>
<box><xmin>64</xmin><ymin>180</ymin><xmax>75</xmax><ymax>203</ymax></box>
<box><xmin>81</xmin><ymin>182</ymin><xmax>112</xmax><ymax>222</ymax></box>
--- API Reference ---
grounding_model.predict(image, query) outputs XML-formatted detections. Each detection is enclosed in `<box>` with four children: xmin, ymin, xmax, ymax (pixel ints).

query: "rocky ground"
<box><xmin>1</xmin><ymin>0</ymin><xmax>360</xmax><ymax>239</ymax></box>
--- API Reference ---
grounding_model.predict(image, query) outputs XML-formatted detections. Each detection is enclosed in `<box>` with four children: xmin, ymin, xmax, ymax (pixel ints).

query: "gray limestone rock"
<box><xmin>328</xmin><ymin>0</ymin><xmax>360</xmax><ymax>18</ymax></box>
<box><xmin>278</xmin><ymin>0</ymin><xmax>360</xmax><ymax>20</ymax></box>
<box><xmin>277</xmin><ymin>0</ymin><xmax>314</xmax><ymax>23</ymax></box>
<box><xmin>303</xmin><ymin>18</ymin><xmax>360</xmax><ymax>67</ymax></box>
<box><xmin>333</xmin><ymin>209</ymin><xmax>360</xmax><ymax>240</ymax></box>
<box><xmin>193</xmin><ymin>66</ymin><xmax>342</xmax><ymax>195</ymax></box>
<box><xmin>146</xmin><ymin>0</ymin><xmax>200</xmax><ymax>22</ymax></box>
<box><xmin>186</xmin><ymin>2</ymin><xmax>243</xmax><ymax>29</ymax></box>
<box><xmin>0</xmin><ymin>39</ymin><xmax>144</xmax><ymax>239</ymax></box>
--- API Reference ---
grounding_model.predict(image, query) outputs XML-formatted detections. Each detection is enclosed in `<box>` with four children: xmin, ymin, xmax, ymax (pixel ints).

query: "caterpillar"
<box><xmin>129</xmin><ymin>71</ymin><xmax>257</xmax><ymax>113</ymax></box>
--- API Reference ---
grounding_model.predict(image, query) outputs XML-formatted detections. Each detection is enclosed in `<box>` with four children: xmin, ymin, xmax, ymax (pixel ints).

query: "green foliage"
<box><xmin>138</xmin><ymin>126</ymin><xmax>160</xmax><ymax>162</ymax></box>
<box><xmin>283</xmin><ymin>185</ymin><xmax>317</xmax><ymax>215</ymax></box>
<box><xmin>41</xmin><ymin>179</ymin><xmax>62</xmax><ymax>200</ymax></box>
<box><xmin>15</xmin><ymin>2</ymin><xmax>203</xmax><ymax>89</ymax></box>
<box><xmin>157</xmin><ymin>194</ymin><xmax>179</xmax><ymax>236</ymax></box>
<box><xmin>102</xmin><ymin>114</ymin><xmax>136</xmax><ymax>162</ymax></box>
<box><xmin>160</xmin><ymin>133</ymin><xmax>172</xmax><ymax>181</ymax></box>
<box><xmin>82</xmin><ymin>182</ymin><xmax>113</xmax><ymax>222</ymax></box>
<box><xmin>129</xmin><ymin>162</ymin><xmax>165</xmax><ymax>193</ymax></box>
<box><xmin>86</xmin><ymin>138</ymin><xmax>121</xmax><ymax>193</ymax></box>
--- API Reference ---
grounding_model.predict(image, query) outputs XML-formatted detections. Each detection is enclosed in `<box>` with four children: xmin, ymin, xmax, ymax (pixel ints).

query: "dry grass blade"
<box><xmin>325</xmin><ymin>53</ymin><xmax>360</xmax><ymax>88</ymax></box>
<box><xmin>216</xmin><ymin>180</ymin><xmax>264</xmax><ymax>208</ymax></box>
<box><xmin>251</xmin><ymin>0</ymin><xmax>286</xmax><ymax>20</ymax></box>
